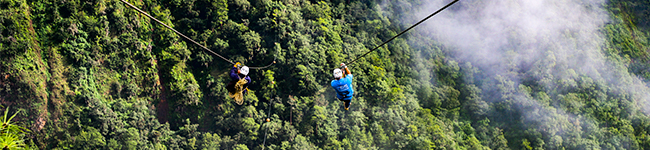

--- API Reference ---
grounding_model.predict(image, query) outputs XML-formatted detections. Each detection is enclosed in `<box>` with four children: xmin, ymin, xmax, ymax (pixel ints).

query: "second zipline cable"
<box><xmin>346</xmin><ymin>0</ymin><xmax>459</xmax><ymax>65</ymax></box>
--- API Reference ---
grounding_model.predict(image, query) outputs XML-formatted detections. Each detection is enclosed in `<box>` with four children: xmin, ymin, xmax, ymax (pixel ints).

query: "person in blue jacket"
<box><xmin>331</xmin><ymin>63</ymin><xmax>353</xmax><ymax>110</ymax></box>
<box><xmin>227</xmin><ymin>62</ymin><xmax>251</xmax><ymax>94</ymax></box>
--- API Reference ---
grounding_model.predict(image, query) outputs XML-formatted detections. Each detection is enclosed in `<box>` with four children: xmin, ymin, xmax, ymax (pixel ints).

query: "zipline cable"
<box><xmin>122</xmin><ymin>0</ymin><xmax>277</xmax><ymax>69</ymax></box>
<box><xmin>346</xmin><ymin>0</ymin><xmax>459</xmax><ymax>65</ymax></box>
<box><xmin>261</xmin><ymin>82</ymin><xmax>275</xmax><ymax>150</ymax></box>
<box><xmin>121</xmin><ymin>0</ymin><xmax>235</xmax><ymax>65</ymax></box>
<box><xmin>261</xmin><ymin>100</ymin><xmax>271</xmax><ymax>150</ymax></box>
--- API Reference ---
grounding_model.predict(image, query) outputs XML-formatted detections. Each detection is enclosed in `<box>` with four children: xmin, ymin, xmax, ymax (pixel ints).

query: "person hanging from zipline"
<box><xmin>227</xmin><ymin>62</ymin><xmax>251</xmax><ymax>105</ymax></box>
<box><xmin>331</xmin><ymin>63</ymin><xmax>354</xmax><ymax>110</ymax></box>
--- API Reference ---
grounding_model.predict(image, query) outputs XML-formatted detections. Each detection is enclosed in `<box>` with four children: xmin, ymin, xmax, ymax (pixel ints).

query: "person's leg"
<box><xmin>344</xmin><ymin>100</ymin><xmax>351</xmax><ymax>110</ymax></box>
<box><xmin>243</xmin><ymin>84</ymin><xmax>249</xmax><ymax>94</ymax></box>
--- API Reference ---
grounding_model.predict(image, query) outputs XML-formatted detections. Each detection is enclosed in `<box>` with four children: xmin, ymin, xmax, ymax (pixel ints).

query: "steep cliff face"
<box><xmin>0</xmin><ymin>0</ymin><xmax>50</xmax><ymax>135</ymax></box>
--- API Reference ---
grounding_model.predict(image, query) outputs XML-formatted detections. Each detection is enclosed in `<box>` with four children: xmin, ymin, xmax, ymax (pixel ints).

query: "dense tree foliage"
<box><xmin>0</xmin><ymin>0</ymin><xmax>649</xmax><ymax>149</ymax></box>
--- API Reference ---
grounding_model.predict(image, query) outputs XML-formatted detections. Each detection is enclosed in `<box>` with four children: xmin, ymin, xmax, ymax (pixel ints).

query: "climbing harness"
<box><xmin>346</xmin><ymin>0</ymin><xmax>459</xmax><ymax>66</ymax></box>
<box><xmin>120</xmin><ymin>0</ymin><xmax>275</xmax><ymax>69</ymax></box>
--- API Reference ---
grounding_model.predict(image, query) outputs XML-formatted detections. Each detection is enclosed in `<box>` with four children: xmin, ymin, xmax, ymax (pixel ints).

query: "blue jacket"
<box><xmin>230</xmin><ymin>67</ymin><xmax>251</xmax><ymax>90</ymax></box>
<box><xmin>331</xmin><ymin>74</ymin><xmax>353</xmax><ymax>100</ymax></box>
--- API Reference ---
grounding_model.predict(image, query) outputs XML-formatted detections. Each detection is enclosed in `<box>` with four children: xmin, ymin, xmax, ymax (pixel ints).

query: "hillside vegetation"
<box><xmin>0</xmin><ymin>0</ymin><xmax>649</xmax><ymax>149</ymax></box>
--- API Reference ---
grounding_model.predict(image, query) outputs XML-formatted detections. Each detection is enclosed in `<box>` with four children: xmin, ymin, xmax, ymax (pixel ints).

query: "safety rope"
<box><xmin>346</xmin><ymin>0</ymin><xmax>459</xmax><ymax>65</ymax></box>
<box><xmin>248</xmin><ymin>58</ymin><xmax>276</xmax><ymax>70</ymax></box>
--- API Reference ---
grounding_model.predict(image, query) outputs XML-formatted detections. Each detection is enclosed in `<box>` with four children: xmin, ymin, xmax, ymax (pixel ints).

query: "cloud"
<box><xmin>412</xmin><ymin>0</ymin><xmax>607</xmax><ymax>75</ymax></box>
<box><xmin>408</xmin><ymin>0</ymin><xmax>650</xmax><ymax>113</ymax></box>
<box><xmin>400</xmin><ymin>0</ymin><xmax>650</xmax><ymax>146</ymax></box>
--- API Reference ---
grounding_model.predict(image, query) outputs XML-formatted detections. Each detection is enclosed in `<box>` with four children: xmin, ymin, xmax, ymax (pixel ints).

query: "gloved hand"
<box><xmin>234</xmin><ymin>62</ymin><xmax>242</xmax><ymax>68</ymax></box>
<box><xmin>340</xmin><ymin>63</ymin><xmax>347</xmax><ymax>68</ymax></box>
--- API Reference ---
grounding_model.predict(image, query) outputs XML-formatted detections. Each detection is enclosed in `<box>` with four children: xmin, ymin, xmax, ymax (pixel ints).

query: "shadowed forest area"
<box><xmin>0</xmin><ymin>0</ymin><xmax>649</xmax><ymax>149</ymax></box>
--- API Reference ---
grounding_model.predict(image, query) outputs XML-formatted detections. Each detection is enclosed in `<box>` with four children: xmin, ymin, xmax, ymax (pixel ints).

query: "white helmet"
<box><xmin>240</xmin><ymin>66</ymin><xmax>250</xmax><ymax>76</ymax></box>
<box><xmin>333</xmin><ymin>68</ymin><xmax>342</xmax><ymax>79</ymax></box>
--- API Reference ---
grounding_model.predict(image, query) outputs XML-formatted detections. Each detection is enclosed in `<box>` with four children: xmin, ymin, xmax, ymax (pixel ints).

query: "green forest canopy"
<box><xmin>0</xmin><ymin>0</ymin><xmax>649</xmax><ymax>149</ymax></box>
